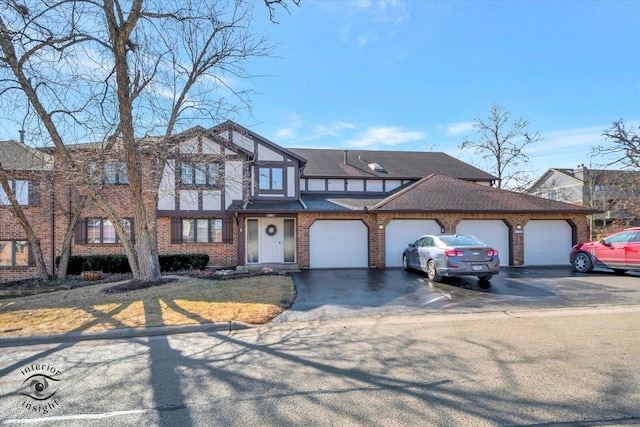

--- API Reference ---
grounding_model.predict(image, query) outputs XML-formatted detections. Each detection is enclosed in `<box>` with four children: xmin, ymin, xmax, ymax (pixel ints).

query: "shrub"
<box><xmin>159</xmin><ymin>254</ymin><xmax>209</xmax><ymax>271</ymax></box>
<box><xmin>56</xmin><ymin>253</ymin><xmax>209</xmax><ymax>275</ymax></box>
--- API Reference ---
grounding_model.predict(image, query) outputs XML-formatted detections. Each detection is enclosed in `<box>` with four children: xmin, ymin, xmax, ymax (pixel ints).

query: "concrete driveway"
<box><xmin>272</xmin><ymin>267</ymin><xmax>640</xmax><ymax>322</ymax></box>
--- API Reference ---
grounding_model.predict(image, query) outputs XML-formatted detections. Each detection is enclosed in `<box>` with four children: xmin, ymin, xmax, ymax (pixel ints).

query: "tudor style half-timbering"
<box><xmin>1</xmin><ymin>121</ymin><xmax>599</xmax><ymax>281</ymax></box>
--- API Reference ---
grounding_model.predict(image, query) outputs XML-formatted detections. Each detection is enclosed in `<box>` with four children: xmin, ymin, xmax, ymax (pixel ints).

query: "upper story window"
<box><xmin>258</xmin><ymin>167</ymin><xmax>283</xmax><ymax>191</ymax></box>
<box><xmin>90</xmin><ymin>161</ymin><xmax>129</xmax><ymax>185</ymax></box>
<box><xmin>180</xmin><ymin>162</ymin><xmax>220</xmax><ymax>187</ymax></box>
<box><xmin>0</xmin><ymin>180</ymin><xmax>30</xmax><ymax>205</ymax></box>
<box><xmin>0</xmin><ymin>180</ymin><xmax>39</xmax><ymax>206</ymax></box>
<box><xmin>547</xmin><ymin>189</ymin><xmax>557</xmax><ymax>200</ymax></box>
<box><xmin>0</xmin><ymin>240</ymin><xmax>30</xmax><ymax>267</ymax></box>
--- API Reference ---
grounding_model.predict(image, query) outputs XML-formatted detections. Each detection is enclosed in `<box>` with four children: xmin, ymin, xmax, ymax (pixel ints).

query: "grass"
<box><xmin>0</xmin><ymin>274</ymin><xmax>295</xmax><ymax>337</ymax></box>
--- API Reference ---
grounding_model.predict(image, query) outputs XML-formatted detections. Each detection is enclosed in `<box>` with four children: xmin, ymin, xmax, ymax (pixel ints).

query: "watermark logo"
<box><xmin>18</xmin><ymin>364</ymin><xmax>62</xmax><ymax>414</ymax></box>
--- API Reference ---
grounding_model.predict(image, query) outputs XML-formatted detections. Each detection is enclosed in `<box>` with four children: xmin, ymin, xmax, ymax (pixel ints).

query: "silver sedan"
<box><xmin>402</xmin><ymin>234</ymin><xmax>500</xmax><ymax>283</ymax></box>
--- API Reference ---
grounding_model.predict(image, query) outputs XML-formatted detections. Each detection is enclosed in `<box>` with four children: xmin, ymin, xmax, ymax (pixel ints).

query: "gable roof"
<box><xmin>289</xmin><ymin>148</ymin><xmax>497</xmax><ymax>181</ymax></box>
<box><xmin>0</xmin><ymin>140</ymin><xmax>54</xmax><ymax>171</ymax></box>
<box><xmin>372</xmin><ymin>174</ymin><xmax>600</xmax><ymax>213</ymax></box>
<box><xmin>529</xmin><ymin>167</ymin><xmax>640</xmax><ymax>192</ymax></box>
<box><xmin>211</xmin><ymin>121</ymin><xmax>307</xmax><ymax>164</ymax></box>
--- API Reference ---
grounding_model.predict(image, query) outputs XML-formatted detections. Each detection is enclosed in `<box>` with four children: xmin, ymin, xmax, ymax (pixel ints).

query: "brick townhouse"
<box><xmin>1</xmin><ymin>121</ymin><xmax>597</xmax><ymax>281</ymax></box>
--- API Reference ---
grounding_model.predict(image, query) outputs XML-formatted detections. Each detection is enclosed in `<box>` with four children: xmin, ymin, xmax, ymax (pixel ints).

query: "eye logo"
<box><xmin>17</xmin><ymin>363</ymin><xmax>63</xmax><ymax>413</ymax></box>
<box><xmin>21</xmin><ymin>374</ymin><xmax>59</xmax><ymax>401</ymax></box>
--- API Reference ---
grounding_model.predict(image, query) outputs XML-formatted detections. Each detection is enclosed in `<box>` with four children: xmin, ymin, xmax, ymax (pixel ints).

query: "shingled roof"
<box><xmin>0</xmin><ymin>140</ymin><xmax>54</xmax><ymax>171</ymax></box>
<box><xmin>559</xmin><ymin>168</ymin><xmax>640</xmax><ymax>185</ymax></box>
<box><xmin>372</xmin><ymin>174</ymin><xmax>600</xmax><ymax>213</ymax></box>
<box><xmin>289</xmin><ymin>148</ymin><xmax>497</xmax><ymax>181</ymax></box>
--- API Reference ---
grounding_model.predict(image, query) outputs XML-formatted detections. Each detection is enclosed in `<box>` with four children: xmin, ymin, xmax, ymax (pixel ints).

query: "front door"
<box><xmin>261</xmin><ymin>218</ymin><xmax>284</xmax><ymax>263</ymax></box>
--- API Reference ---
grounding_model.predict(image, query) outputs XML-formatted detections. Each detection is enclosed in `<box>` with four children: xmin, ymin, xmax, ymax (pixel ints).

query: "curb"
<box><xmin>265</xmin><ymin>304</ymin><xmax>640</xmax><ymax>330</ymax></box>
<box><xmin>0</xmin><ymin>321</ymin><xmax>252</xmax><ymax>348</ymax></box>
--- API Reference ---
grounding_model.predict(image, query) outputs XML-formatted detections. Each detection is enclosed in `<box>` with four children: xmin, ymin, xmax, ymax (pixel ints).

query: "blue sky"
<box><xmin>239</xmin><ymin>0</ymin><xmax>640</xmax><ymax>178</ymax></box>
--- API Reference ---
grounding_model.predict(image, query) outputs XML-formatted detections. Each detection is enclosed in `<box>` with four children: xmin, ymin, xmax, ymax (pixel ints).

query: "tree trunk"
<box><xmin>56</xmin><ymin>194</ymin><xmax>87</xmax><ymax>279</ymax></box>
<box><xmin>0</xmin><ymin>164</ymin><xmax>49</xmax><ymax>280</ymax></box>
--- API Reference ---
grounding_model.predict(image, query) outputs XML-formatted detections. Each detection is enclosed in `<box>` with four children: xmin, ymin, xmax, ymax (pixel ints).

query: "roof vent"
<box><xmin>368</xmin><ymin>162</ymin><xmax>386</xmax><ymax>173</ymax></box>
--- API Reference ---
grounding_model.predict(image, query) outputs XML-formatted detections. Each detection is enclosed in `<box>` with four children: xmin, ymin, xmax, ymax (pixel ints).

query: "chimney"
<box><xmin>343</xmin><ymin>149</ymin><xmax>348</xmax><ymax>164</ymax></box>
<box><xmin>19</xmin><ymin>129</ymin><xmax>25</xmax><ymax>144</ymax></box>
<box><xmin>574</xmin><ymin>164</ymin><xmax>586</xmax><ymax>181</ymax></box>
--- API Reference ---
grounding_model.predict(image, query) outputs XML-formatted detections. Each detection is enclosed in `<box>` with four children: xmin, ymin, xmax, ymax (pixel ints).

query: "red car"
<box><xmin>570</xmin><ymin>227</ymin><xmax>640</xmax><ymax>274</ymax></box>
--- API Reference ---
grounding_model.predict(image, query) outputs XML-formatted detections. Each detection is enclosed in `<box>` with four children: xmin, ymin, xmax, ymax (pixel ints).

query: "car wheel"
<box><xmin>572</xmin><ymin>252</ymin><xmax>593</xmax><ymax>273</ymax></box>
<box><xmin>613</xmin><ymin>269</ymin><xmax>628</xmax><ymax>275</ymax></box>
<box><xmin>402</xmin><ymin>254</ymin><xmax>410</xmax><ymax>271</ymax></box>
<box><xmin>427</xmin><ymin>260</ymin><xmax>441</xmax><ymax>282</ymax></box>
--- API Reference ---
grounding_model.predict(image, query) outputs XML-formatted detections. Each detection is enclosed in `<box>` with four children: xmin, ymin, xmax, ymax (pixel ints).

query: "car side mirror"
<box><xmin>408</xmin><ymin>243</ymin><xmax>415</xmax><ymax>248</ymax></box>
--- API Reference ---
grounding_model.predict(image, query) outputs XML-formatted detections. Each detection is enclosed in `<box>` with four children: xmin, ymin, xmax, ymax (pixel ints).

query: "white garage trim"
<box><xmin>309</xmin><ymin>220</ymin><xmax>368</xmax><ymax>268</ymax></box>
<box><xmin>524</xmin><ymin>220</ymin><xmax>572</xmax><ymax>266</ymax></box>
<box><xmin>385</xmin><ymin>220</ymin><xmax>441</xmax><ymax>267</ymax></box>
<box><xmin>457</xmin><ymin>220</ymin><xmax>510</xmax><ymax>266</ymax></box>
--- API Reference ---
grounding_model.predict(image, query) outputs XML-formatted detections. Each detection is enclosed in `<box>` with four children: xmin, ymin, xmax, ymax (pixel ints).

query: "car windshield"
<box><xmin>439</xmin><ymin>235</ymin><xmax>486</xmax><ymax>247</ymax></box>
<box><xmin>603</xmin><ymin>231</ymin><xmax>636</xmax><ymax>244</ymax></box>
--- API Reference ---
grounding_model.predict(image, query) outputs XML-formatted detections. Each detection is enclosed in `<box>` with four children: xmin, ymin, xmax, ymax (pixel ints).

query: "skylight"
<box><xmin>368</xmin><ymin>162</ymin><xmax>386</xmax><ymax>173</ymax></box>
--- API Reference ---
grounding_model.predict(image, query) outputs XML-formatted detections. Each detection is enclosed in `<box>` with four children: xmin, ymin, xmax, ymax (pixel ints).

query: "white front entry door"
<box><xmin>261</xmin><ymin>218</ymin><xmax>284</xmax><ymax>263</ymax></box>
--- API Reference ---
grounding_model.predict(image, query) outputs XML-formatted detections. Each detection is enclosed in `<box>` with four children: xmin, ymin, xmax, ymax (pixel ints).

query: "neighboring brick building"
<box><xmin>1</xmin><ymin>121</ymin><xmax>597</xmax><ymax>281</ymax></box>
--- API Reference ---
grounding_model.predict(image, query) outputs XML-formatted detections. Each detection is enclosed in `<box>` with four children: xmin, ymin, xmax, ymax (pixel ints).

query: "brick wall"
<box><xmin>296</xmin><ymin>211</ymin><xmax>590</xmax><ymax>269</ymax></box>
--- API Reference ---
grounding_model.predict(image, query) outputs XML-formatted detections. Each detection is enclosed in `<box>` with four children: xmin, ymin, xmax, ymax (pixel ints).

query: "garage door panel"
<box><xmin>457</xmin><ymin>220</ymin><xmax>510</xmax><ymax>266</ymax></box>
<box><xmin>385</xmin><ymin>220</ymin><xmax>440</xmax><ymax>267</ymax></box>
<box><xmin>524</xmin><ymin>220</ymin><xmax>572</xmax><ymax>266</ymax></box>
<box><xmin>310</xmin><ymin>220</ymin><xmax>368</xmax><ymax>268</ymax></box>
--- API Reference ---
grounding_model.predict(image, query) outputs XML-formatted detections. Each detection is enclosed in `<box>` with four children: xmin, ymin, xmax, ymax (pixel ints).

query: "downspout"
<box><xmin>49</xmin><ymin>176</ymin><xmax>56</xmax><ymax>275</ymax></box>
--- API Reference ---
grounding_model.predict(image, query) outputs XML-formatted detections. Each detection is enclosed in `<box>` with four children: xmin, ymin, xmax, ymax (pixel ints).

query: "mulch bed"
<box><xmin>102</xmin><ymin>277</ymin><xmax>177</xmax><ymax>294</ymax></box>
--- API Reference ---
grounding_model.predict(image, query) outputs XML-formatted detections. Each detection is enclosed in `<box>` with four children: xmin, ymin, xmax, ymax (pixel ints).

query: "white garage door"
<box><xmin>309</xmin><ymin>220</ymin><xmax>368</xmax><ymax>268</ymax></box>
<box><xmin>457</xmin><ymin>220</ymin><xmax>510</xmax><ymax>266</ymax></box>
<box><xmin>385</xmin><ymin>220</ymin><xmax>441</xmax><ymax>267</ymax></box>
<box><xmin>524</xmin><ymin>220</ymin><xmax>572</xmax><ymax>266</ymax></box>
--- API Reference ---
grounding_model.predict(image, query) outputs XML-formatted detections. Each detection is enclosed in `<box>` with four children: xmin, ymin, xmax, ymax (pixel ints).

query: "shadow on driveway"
<box><xmin>273</xmin><ymin>267</ymin><xmax>640</xmax><ymax>323</ymax></box>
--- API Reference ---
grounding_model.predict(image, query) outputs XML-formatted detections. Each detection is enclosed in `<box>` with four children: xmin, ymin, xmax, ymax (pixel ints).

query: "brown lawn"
<box><xmin>0</xmin><ymin>275</ymin><xmax>295</xmax><ymax>337</ymax></box>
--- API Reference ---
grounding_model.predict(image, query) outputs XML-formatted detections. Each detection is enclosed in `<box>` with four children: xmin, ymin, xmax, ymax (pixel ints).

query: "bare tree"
<box><xmin>591</xmin><ymin>119</ymin><xmax>640</xmax><ymax>233</ymax></box>
<box><xmin>460</xmin><ymin>103</ymin><xmax>541</xmax><ymax>189</ymax></box>
<box><xmin>0</xmin><ymin>160</ymin><xmax>49</xmax><ymax>279</ymax></box>
<box><xmin>0</xmin><ymin>0</ymin><xmax>295</xmax><ymax>282</ymax></box>
<box><xmin>595</xmin><ymin>119</ymin><xmax>640</xmax><ymax>169</ymax></box>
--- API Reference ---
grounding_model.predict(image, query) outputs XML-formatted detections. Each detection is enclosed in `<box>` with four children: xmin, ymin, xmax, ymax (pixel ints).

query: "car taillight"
<box><xmin>487</xmin><ymin>250</ymin><xmax>498</xmax><ymax>257</ymax></box>
<box><xmin>444</xmin><ymin>250</ymin><xmax>465</xmax><ymax>257</ymax></box>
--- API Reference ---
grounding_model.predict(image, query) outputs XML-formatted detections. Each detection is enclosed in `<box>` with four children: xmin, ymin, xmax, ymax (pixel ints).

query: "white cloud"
<box><xmin>275</xmin><ymin>127</ymin><xmax>295</xmax><ymax>139</ymax></box>
<box><xmin>357</xmin><ymin>31</ymin><xmax>377</xmax><ymax>46</ymax></box>
<box><xmin>446</xmin><ymin>121</ymin><xmax>475</xmax><ymax>136</ymax></box>
<box><xmin>346</xmin><ymin>126</ymin><xmax>426</xmax><ymax>148</ymax></box>
<box><xmin>274</xmin><ymin>118</ymin><xmax>355</xmax><ymax>142</ymax></box>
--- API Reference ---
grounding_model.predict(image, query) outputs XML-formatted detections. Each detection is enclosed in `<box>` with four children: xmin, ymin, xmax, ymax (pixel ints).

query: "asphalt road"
<box><xmin>1</xmin><ymin>267</ymin><xmax>639</xmax><ymax>426</ymax></box>
<box><xmin>0</xmin><ymin>308</ymin><xmax>639</xmax><ymax>426</ymax></box>
<box><xmin>274</xmin><ymin>267</ymin><xmax>640</xmax><ymax>322</ymax></box>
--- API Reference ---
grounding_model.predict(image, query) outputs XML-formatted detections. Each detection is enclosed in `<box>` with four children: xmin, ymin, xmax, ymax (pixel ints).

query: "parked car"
<box><xmin>402</xmin><ymin>234</ymin><xmax>500</xmax><ymax>283</ymax></box>
<box><xmin>570</xmin><ymin>227</ymin><xmax>640</xmax><ymax>274</ymax></box>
